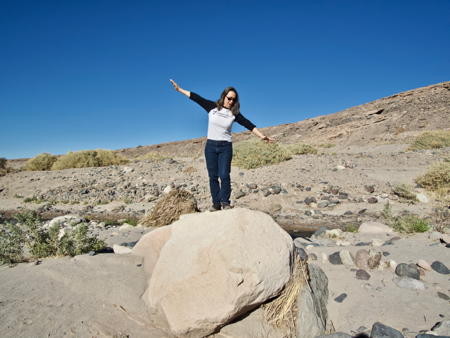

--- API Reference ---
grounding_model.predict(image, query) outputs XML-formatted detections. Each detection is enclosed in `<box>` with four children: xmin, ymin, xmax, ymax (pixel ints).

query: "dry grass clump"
<box><xmin>24</xmin><ymin>153</ymin><xmax>58</xmax><ymax>171</ymax></box>
<box><xmin>283</xmin><ymin>143</ymin><xmax>318</xmax><ymax>155</ymax></box>
<box><xmin>51</xmin><ymin>149</ymin><xmax>128</xmax><ymax>170</ymax></box>
<box><xmin>233</xmin><ymin>139</ymin><xmax>292</xmax><ymax>169</ymax></box>
<box><xmin>140</xmin><ymin>188</ymin><xmax>198</xmax><ymax>227</ymax></box>
<box><xmin>408</xmin><ymin>130</ymin><xmax>450</xmax><ymax>150</ymax></box>
<box><xmin>138</xmin><ymin>151</ymin><xmax>168</xmax><ymax>162</ymax></box>
<box><xmin>415</xmin><ymin>162</ymin><xmax>450</xmax><ymax>193</ymax></box>
<box><xmin>392</xmin><ymin>184</ymin><xmax>418</xmax><ymax>203</ymax></box>
<box><xmin>264</xmin><ymin>255</ymin><xmax>309</xmax><ymax>335</ymax></box>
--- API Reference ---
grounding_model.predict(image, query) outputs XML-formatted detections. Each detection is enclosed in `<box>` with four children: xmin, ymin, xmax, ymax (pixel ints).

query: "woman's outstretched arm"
<box><xmin>170</xmin><ymin>79</ymin><xmax>190</xmax><ymax>97</ymax></box>
<box><xmin>252</xmin><ymin>127</ymin><xmax>275</xmax><ymax>143</ymax></box>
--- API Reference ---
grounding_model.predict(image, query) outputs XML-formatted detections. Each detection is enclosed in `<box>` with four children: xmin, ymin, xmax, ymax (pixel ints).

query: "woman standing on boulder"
<box><xmin>170</xmin><ymin>79</ymin><xmax>274</xmax><ymax>211</ymax></box>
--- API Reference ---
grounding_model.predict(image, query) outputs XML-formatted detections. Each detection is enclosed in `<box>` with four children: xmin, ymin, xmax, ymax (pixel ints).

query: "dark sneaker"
<box><xmin>209</xmin><ymin>204</ymin><xmax>222</xmax><ymax>212</ymax></box>
<box><xmin>221</xmin><ymin>203</ymin><xmax>233</xmax><ymax>210</ymax></box>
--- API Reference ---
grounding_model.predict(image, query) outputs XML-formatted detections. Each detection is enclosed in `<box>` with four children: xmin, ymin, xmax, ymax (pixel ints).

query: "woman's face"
<box><xmin>223</xmin><ymin>90</ymin><xmax>237</xmax><ymax>109</ymax></box>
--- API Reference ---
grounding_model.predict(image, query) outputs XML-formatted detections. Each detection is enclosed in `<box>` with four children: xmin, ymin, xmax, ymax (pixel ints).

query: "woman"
<box><xmin>170</xmin><ymin>79</ymin><xmax>274</xmax><ymax>211</ymax></box>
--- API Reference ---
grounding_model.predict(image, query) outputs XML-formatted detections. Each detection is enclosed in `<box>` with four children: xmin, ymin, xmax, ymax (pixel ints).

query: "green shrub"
<box><xmin>381</xmin><ymin>202</ymin><xmax>430</xmax><ymax>233</ymax></box>
<box><xmin>24</xmin><ymin>153</ymin><xmax>58</xmax><ymax>171</ymax></box>
<box><xmin>408</xmin><ymin>130</ymin><xmax>450</xmax><ymax>150</ymax></box>
<box><xmin>283</xmin><ymin>143</ymin><xmax>318</xmax><ymax>155</ymax></box>
<box><xmin>391</xmin><ymin>215</ymin><xmax>430</xmax><ymax>233</ymax></box>
<box><xmin>392</xmin><ymin>184</ymin><xmax>418</xmax><ymax>202</ymax></box>
<box><xmin>415</xmin><ymin>162</ymin><xmax>450</xmax><ymax>192</ymax></box>
<box><xmin>138</xmin><ymin>151</ymin><xmax>168</xmax><ymax>162</ymax></box>
<box><xmin>51</xmin><ymin>149</ymin><xmax>128</xmax><ymax>170</ymax></box>
<box><xmin>233</xmin><ymin>140</ymin><xmax>292</xmax><ymax>169</ymax></box>
<box><xmin>0</xmin><ymin>211</ymin><xmax>106</xmax><ymax>265</ymax></box>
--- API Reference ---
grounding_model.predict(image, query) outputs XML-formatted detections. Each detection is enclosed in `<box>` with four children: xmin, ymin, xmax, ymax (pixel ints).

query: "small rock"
<box><xmin>367</xmin><ymin>197</ymin><xmax>378</xmax><ymax>204</ymax></box>
<box><xmin>368</xmin><ymin>249</ymin><xmax>382</xmax><ymax>269</ymax></box>
<box><xmin>305</xmin><ymin>186</ymin><xmax>312</xmax><ymax>191</ymax></box>
<box><xmin>234</xmin><ymin>190</ymin><xmax>246</xmax><ymax>199</ymax></box>
<box><xmin>119</xmin><ymin>223</ymin><xmax>134</xmax><ymax>231</ymax></box>
<box><xmin>329</xmin><ymin>252</ymin><xmax>343</xmax><ymax>265</ymax></box>
<box><xmin>336</xmin><ymin>240</ymin><xmax>351</xmax><ymax>246</ymax></box>
<box><xmin>416</xmin><ymin>193</ymin><xmax>429</xmax><ymax>203</ymax></box>
<box><xmin>371</xmin><ymin>322</ymin><xmax>404</xmax><ymax>338</ymax></box>
<box><xmin>247</xmin><ymin>183</ymin><xmax>257</xmax><ymax>190</ymax></box>
<box><xmin>304</xmin><ymin>196</ymin><xmax>317</xmax><ymax>205</ymax></box>
<box><xmin>431</xmin><ymin>261</ymin><xmax>450</xmax><ymax>274</ymax></box>
<box><xmin>355</xmin><ymin>269</ymin><xmax>371</xmax><ymax>280</ymax></box>
<box><xmin>334</xmin><ymin>293</ymin><xmax>347</xmax><ymax>303</ymax></box>
<box><xmin>358</xmin><ymin>208</ymin><xmax>367</xmax><ymax>214</ymax></box>
<box><xmin>395</xmin><ymin>263</ymin><xmax>420</xmax><ymax>280</ymax></box>
<box><xmin>318</xmin><ymin>201</ymin><xmax>329</xmax><ymax>208</ymax></box>
<box><xmin>335</xmin><ymin>165</ymin><xmax>346</xmax><ymax>170</ymax></box>
<box><xmin>355</xmin><ymin>249</ymin><xmax>369</xmax><ymax>269</ymax></box>
<box><xmin>88</xmin><ymin>251</ymin><xmax>96</xmax><ymax>256</ymax></box>
<box><xmin>355</xmin><ymin>242</ymin><xmax>371</xmax><ymax>246</ymax></box>
<box><xmin>393</xmin><ymin>276</ymin><xmax>425</xmax><ymax>290</ymax></box>
<box><xmin>429</xmin><ymin>320</ymin><xmax>450</xmax><ymax>336</ymax></box>
<box><xmin>269</xmin><ymin>186</ymin><xmax>281</xmax><ymax>194</ymax></box>
<box><xmin>364</xmin><ymin>185</ymin><xmax>375</xmax><ymax>193</ymax></box>
<box><xmin>437</xmin><ymin>292</ymin><xmax>450</xmax><ymax>301</ymax></box>
<box><xmin>339</xmin><ymin>250</ymin><xmax>354</xmax><ymax>266</ymax></box>
<box><xmin>440</xmin><ymin>234</ymin><xmax>450</xmax><ymax>244</ymax></box>
<box><xmin>417</xmin><ymin>259</ymin><xmax>432</xmax><ymax>271</ymax></box>
<box><xmin>113</xmin><ymin>244</ymin><xmax>132</xmax><ymax>255</ymax></box>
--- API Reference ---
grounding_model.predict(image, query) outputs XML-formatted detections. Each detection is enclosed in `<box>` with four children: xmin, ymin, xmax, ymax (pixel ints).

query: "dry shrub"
<box><xmin>233</xmin><ymin>139</ymin><xmax>292</xmax><ymax>169</ymax></box>
<box><xmin>51</xmin><ymin>149</ymin><xmax>128</xmax><ymax>170</ymax></box>
<box><xmin>263</xmin><ymin>255</ymin><xmax>309</xmax><ymax>335</ymax></box>
<box><xmin>283</xmin><ymin>143</ymin><xmax>318</xmax><ymax>155</ymax></box>
<box><xmin>408</xmin><ymin>130</ymin><xmax>450</xmax><ymax>150</ymax></box>
<box><xmin>24</xmin><ymin>153</ymin><xmax>58</xmax><ymax>171</ymax></box>
<box><xmin>392</xmin><ymin>184</ymin><xmax>418</xmax><ymax>202</ymax></box>
<box><xmin>0</xmin><ymin>158</ymin><xmax>6</xmax><ymax>169</ymax></box>
<box><xmin>140</xmin><ymin>188</ymin><xmax>198</xmax><ymax>227</ymax></box>
<box><xmin>138</xmin><ymin>151</ymin><xmax>168</xmax><ymax>162</ymax></box>
<box><xmin>415</xmin><ymin>162</ymin><xmax>450</xmax><ymax>192</ymax></box>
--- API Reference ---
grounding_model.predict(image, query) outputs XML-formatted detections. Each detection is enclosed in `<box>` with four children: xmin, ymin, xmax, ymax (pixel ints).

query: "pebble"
<box><xmin>304</xmin><ymin>196</ymin><xmax>317</xmax><ymax>205</ymax></box>
<box><xmin>437</xmin><ymin>292</ymin><xmax>449</xmax><ymax>301</ymax></box>
<box><xmin>417</xmin><ymin>259</ymin><xmax>432</xmax><ymax>271</ymax></box>
<box><xmin>431</xmin><ymin>261</ymin><xmax>450</xmax><ymax>274</ymax></box>
<box><xmin>367</xmin><ymin>197</ymin><xmax>378</xmax><ymax>204</ymax></box>
<box><xmin>395</xmin><ymin>263</ymin><xmax>420</xmax><ymax>280</ymax></box>
<box><xmin>371</xmin><ymin>322</ymin><xmax>404</xmax><ymax>338</ymax></box>
<box><xmin>339</xmin><ymin>250</ymin><xmax>354</xmax><ymax>266</ymax></box>
<box><xmin>234</xmin><ymin>190</ymin><xmax>245</xmax><ymax>199</ymax></box>
<box><xmin>364</xmin><ymin>185</ymin><xmax>375</xmax><ymax>193</ymax></box>
<box><xmin>329</xmin><ymin>252</ymin><xmax>343</xmax><ymax>265</ymax></box>
<box><xmin>334</xmin><ymin>293</ymin><xmax>347</xmax><ymax>303</ymax></box>
<box><xmin>393</xmin><ymin>276</ymin><xmax>425</xmax><ymax>290</ymax></box>
<box><xmin>429</xmin><ymin>320</ymin><xmax>450</xmax><ymax>336</ymax></box>
<box><xmin>113</xmin><ymin>244</ymin><xmax>132</xmax><ymax>255</ymax></box>
<box><xmin>355</xmin><ymin>269</ymin><xmax>371</xmax><ymax>280</ymax></box>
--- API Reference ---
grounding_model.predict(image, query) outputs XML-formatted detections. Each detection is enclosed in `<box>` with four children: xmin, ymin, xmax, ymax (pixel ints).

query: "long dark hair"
<box><xmin>216</xmin><ymin>86</ymin><xmax>240</xmax><ymax>116</ymax></box>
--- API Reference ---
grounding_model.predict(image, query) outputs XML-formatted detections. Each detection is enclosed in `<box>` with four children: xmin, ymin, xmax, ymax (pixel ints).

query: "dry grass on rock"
<box><xmin>140</xmin><ymin>188</ymin><xmax>198</xmax><ymax>227</ymax></box>
<box><xmin>264</xmin><ymin>255</ymin><xmax>309</xmax><ymax>336</ymax></box>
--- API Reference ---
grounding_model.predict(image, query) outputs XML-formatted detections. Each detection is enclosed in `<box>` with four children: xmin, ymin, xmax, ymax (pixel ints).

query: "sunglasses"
<box><xmin>226</xmin><ymin>96</ymin><xmax>236</xmax><ymax>102</ymax></box>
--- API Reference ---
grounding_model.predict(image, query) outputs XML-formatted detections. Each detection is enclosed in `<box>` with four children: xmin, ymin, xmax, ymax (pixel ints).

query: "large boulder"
<box><xmin>132</xmin><ymin>208</ymin><xmax>294</xmax><ymax>337</ymax></box>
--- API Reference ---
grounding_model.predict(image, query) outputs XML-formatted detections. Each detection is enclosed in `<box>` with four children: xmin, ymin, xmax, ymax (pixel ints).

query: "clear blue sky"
<box><xmin>1</xmin><ymin>0</ymin><xmax>449</xmax><ymax>159</ymax></box>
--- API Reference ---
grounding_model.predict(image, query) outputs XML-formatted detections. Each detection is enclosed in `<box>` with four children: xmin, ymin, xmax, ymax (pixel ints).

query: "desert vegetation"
<box><xmin>0</xmin><ymin>211</ymin><xmax>106</xmax><ymax>265</ymax></box>
<box><xmin>137</xmin><ymin>151</ymin><xmax>169</xmax><ymax>162</ymax></box>
<box><xmin>415</xmin><ymin>161</ymin><xmax>450</xmax><ymax>203</ymax></box>
<box><xmin>24</xmin><ymin>153</ymin><xmax>58</xmax><ymax>171</ymax></box>
<box><xmin>381</xmin><ymin>202</ymin><xmax>430</xmax><ymax>233</ymax></box>
<box><xmin>408</xmin><ymin>129</ymin><xmax>450</xmax><ymax>150</ymax></box>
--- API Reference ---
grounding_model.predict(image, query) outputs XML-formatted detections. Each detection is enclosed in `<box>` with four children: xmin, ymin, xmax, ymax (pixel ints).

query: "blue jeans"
<box><xmin>204</xmin><ymin>139</ymin><xmax>233</xmax><ymax>205</ymax></box>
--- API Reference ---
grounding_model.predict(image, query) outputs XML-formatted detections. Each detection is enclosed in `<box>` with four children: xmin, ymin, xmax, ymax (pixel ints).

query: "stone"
<box><xmin>437</xmin><ymin>292</ymin><xmax>449</xmax><ymax>300</ymax></box>
<box><xmin>431</xmin><ymin>261</ymin><xmax>450</xmax><ymax>274</ymax></box>
<box><xmin>329</xmin><ymin>252</ymin><xmax>343</xmax><ymax>265</ymax></box>
<box><xmin>358</xmin><ymin>221</ymin><xmax>393</xmax><ymax>234</ymax></box>
<box><xmin>305</xmin><ymin>196</ymin><xmax>317</xmax><ymax>205</ymax></box>
<box><xmin>113</xmin><ymin>244</ymin><xmax>132</xmax><ymax>255</ymax></box>
<box><xmin>393</xmin><ymin>276</ymin><xmax>425</xmax><ymax>290</ymax></box>
<box><xmin>416</xmin><ymin>193</ymin><xmax>429</xmax><ymax>203</ymax></box>
<box><xmin>429</xmin><ymin>231</ymin><xmax>442</xmax><ymax>241</ymax></box>
<box><xmin>364</xmin><ymin>185</ymin><xmax>375</xmax><ymax>193</ymax></box>
<box><xmin>119</xmin><ymin>223</ymin><xmax>134</xmax><ymax>231</ymax></box>
<box><xmin>417</xmin><ymin>259</ymin><xmax>432</xmax><ymax>271</ymax></box>
<box><xmin>296</xmin><ymin>264</ymin><xmax>329</xmax><ymax>338</ymax></box>
<box><xmin>295</xmin><ymin>247</ymin><xmax>308</xmax><ymax>261</ymax></box>
<box><xmin>368</xmin><ymin>197</ymin><xmax>378</xmax><ymax>204</ymax></box>
<box><xmin>234</xmin><ymin>190</ymin><xmax>245</xmax><ymax>199</ymax></box>
<box><xmin>370</xmin><ymin>322</ymin><xmax>404</xmax><ymax>338</ymax></box>
<box><xmin>355</xmin><ymin>249</ymin><xmax>369</xmax><ymax>269</ymax></box>
<box><xmin>429</xmin><ymin>320</ymin><xmax>450</xmax><ymax>336</ymax></box>
<box><xmin>355</xmin><ymin>269</ymin><xmax>371</xmax><ymax>280</ymax></box>
<box><xmin>368</xmin><ymin>249</ymin><xmax>382</xmax><ymax>269</ymax></box>
<box><xmin>395</xmin><ymin>263</ymin><xmax>420</xmax><ymax>280</ymax></box>
<box><xmin>46</xmin><ymin>215</ymin><xmax>82</xmax><ymax>229</ymax></box>
<box><xmin>318</xmin><ymin>201</ymin><xmax>329</xmax><ymax>208</ymax></box>
<box><xmin>133</xmin><ymin>208</ymin><xmax>293</xmax><ymax>337</ymax></box>
<box><xmin>334</xmin><ymin>293</ymin><xmax>347</xmax><ymax>303</ymax></box>
<box><xmin>269</xmin><ymin>185</ymin><xmax>282</xmax><ymax>194</ymax></box>
<box><xmin>339</xmin><ymin>250</ymin><xmax>354</xmax><ymax>266</ymax></box>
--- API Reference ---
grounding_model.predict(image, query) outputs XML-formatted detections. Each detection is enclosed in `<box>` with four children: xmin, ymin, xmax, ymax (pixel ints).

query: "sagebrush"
<box><xmin>408</xmin><ymin>130</ymin><xmax>450</xmax><ymax>150</ymax></box>
<box><xmin>24</xmin><ymin>153</ymin><xmax>58</xmax><ymax>171</ymax></box>
<box><xmin>0</xmin><ymin>211</ymin><xmax>106</xmax><ymax>265</ymax></box>
<box><xmin>51</xmin><ymin>149</ymin><xmax>128</xmax><ymax>170</ymax></box>
<box><xmin>138</xmin><ymin>151</ymin><xmax>168</xmax><ymax>162</ymax></box>
<box><xmin>283</xmin><ymin>143</ymin><xmax>318</xmax><ymax>155</ymax></box>
<box><xmin>415</xmin><ymin>162</ymin><xmax>450</xmax><ymax>193</ymax></box>
<box><xmin>232</xmin><ymin>140</ymin><xmax>292</xmax><ymax>169</ymax></box>
<box><xmin>381</xmin><ymin>202</ymin><xmax>430</xmax><ymax>233</ymax></box>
